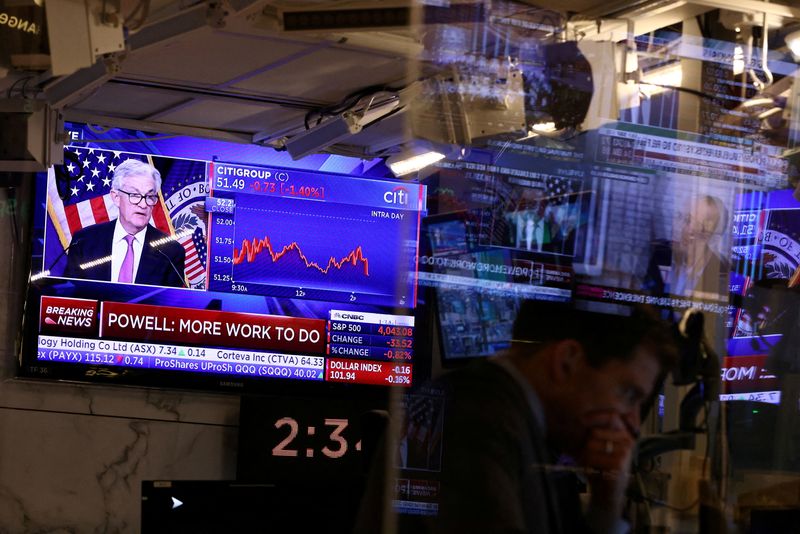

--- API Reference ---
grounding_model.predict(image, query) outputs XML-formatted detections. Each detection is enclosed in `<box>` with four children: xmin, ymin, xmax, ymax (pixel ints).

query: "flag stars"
<box><xmin>102</xmin><ymin>177</ymin><xmax>111</xmax><ymax>187</ymax></box>
<box><xmin>108</xmin><ymin>163</ymin><xmax>116</xmax><ymax>172</ymax></box>
<box><xmin>113</xmin><ymin>151</ymin><xmax>121</xmax><ymax>159</ymax></box>
<box><xmin>82</xmin><ymin>159</ymin><xmax>90</xmax><ymax>168</ymax></box>
<box><xmin>85</xmin><ymin>181</ymin><xmax>95</xmax><ymax>192</ymax></box>
<box><xmin>66</xmin><ymin>163</ymin><xmax>75</xmax><ymax>173</ymax></box>
<box><xmin>97</xmin><ymin>154</ymin><xmax>107</xmax><ymax>164</ymax></box>
<box><xmin>88</xmin><ymin>148</ymin><xmax>95</xmax><ymax>155</ymax></box>
<box><xmin>91</xmin><ymin>168</ymin><xmax>100</xmax><ymax>178</ymax></box>
<box><xmin>70</xmin><ymin>186</ymin><xmax>79</xmax><ymax>197</ymax></box>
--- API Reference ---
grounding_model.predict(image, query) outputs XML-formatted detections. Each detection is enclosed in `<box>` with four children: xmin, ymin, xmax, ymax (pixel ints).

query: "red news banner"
<box><xmin>41</xmin><ymin>296</ymin><xmax>325</xmax><ymax>354</ymax></box>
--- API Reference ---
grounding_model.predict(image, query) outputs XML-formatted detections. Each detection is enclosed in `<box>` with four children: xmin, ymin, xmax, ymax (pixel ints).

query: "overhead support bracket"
<box><xmin>61</xmin><ymin>111</ymin><xmax>254</xmax><ymax>144</ymax></box>
<box><xmin>44</xmin><ymin>54</ymin><xmax>123</xmax><ymax>110</ymax></box>
<box><xmin>684</xmin><ymin>0</ymin><xmax>800</xmax><ymax>19</ymax></box>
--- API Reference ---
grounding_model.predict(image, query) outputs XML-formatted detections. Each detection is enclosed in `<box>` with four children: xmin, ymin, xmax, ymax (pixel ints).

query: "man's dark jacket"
<box><xmin>64</xmin><ymin>221</ymin><xmax>186</xmax><ymax>288</ymax></box>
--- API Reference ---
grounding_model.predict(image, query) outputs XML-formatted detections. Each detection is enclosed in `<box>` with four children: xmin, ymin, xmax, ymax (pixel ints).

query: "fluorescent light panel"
<box><xmin>639</xmin><ymin>63</ymin><xmax>682</xmax><ymax>97</ymax></box>
<box><xmin>787</xmin><ymin>29</ymin><xmax>800</xmax><ymax>57</ymax></box>
<box><xmin>387</xmin><ymin>151</ymin><xmax>445</xmax><ymax>176</ymax></box>
<box><xmin>531</xmin><ymin>121</ymin><xmax>556</xmax><ymax>133</ymax></box>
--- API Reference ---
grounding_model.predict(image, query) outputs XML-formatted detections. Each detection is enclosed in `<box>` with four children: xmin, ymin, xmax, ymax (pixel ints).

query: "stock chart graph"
<box><xmin>208</xmin><ymin>171</ymin><xmax>423</xmax><ymax>307</ymax></box>
<box><xmin>233</xmin><ymin>235</ymin><xmax>370</xmax><ymax>277</ymax></box>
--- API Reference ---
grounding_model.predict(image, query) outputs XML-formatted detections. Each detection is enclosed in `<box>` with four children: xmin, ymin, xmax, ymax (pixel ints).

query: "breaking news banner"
<box><xmin>720</xmin><ymin>355</ymin><xmax>778</xmax><ymax>396</ymax></box>
<box><xmin>40</xmin><ymin>296</ymin><xmax>325</xmax><ymax>354</ymax></box>
<box><xmin>40</xmin><ymin>296</ymin><xmax>98</xmax><ymax>335</ymax></box>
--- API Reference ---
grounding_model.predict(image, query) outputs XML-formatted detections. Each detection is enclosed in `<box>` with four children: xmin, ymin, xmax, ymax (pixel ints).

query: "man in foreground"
<box><xmin>64</xmin><ymin>159</ymin><xmax>186</xmax><ymax>288</ymax></box>
<box><xmin>430</xmin><ymin>301</ymin><xmax>676</xmax><ymax>533</ymax></box>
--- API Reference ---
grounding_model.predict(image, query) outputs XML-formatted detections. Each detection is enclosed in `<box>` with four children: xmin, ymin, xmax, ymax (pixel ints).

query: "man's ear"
<box><xmin>109</xmin><ymin>190</ymin><xmax>121</xmax><ymax>208</ymax></box>
<box><xmin>549</xmin><ymin>339</ymin><xmax>584</xmax><ymax>384</ymax></box>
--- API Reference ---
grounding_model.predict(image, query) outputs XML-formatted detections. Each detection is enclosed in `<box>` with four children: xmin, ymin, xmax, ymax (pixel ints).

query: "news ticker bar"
<box><xmin>39</xmin><ymin>297</ymin><xmax>418</xmax><ymax>387</ymax></box>
<box><xmin>574</xmin><ymin>284</ymin><xmax>729</xmax><ymax>315</ymax></box>
<box><xmin>393</xmin><ymin>501</ymin><xmax>439</xmax><ymax>516</ymax></box>
<box><xmin>719</xmin><ymin>391</ymin><xmax>780</xmax><ymax>404</ymax></box>
<box><xmin>37</xmin><ymin>335</ymin><xmax>324</xmax><ymax>381</ymax></box>
<box><xmin>393</xmin><ymin>478</ymin><xmax>439</xmax><ymax>516</ymax></box>
<box><xmin>416</xmin><ymin>272</ymin><xmax>571</xmax><ymax>299</ymax></box>
<box><xmin>37</xmin><ymin>335</ymin><xmax>415</xmax><ymax>387</ymax></box>
<box><xmin>41</xmin><ymin>298</ymin><xmax>417</xmax><ymax>358</ymax></box>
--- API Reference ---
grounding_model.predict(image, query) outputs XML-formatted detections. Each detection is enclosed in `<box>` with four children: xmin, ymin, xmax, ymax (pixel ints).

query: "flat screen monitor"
<box><xmin>141</xmin><ymin>480</ymin><xmax>364</xmax><ymax>534</ymax></box>
<box><xmin>19</xmin><ymin>144</ymin><xmax>427</xmax><ymax>393</ymax></box>
<box><xmin>419</xmin><ymin>141</ymin><xmax>590</xmax><ymax>363</ymax></box>
<box><xmin>724</xmin><ymin>189</ymin><xmax>800</xmax><ymax>405</ymax></box>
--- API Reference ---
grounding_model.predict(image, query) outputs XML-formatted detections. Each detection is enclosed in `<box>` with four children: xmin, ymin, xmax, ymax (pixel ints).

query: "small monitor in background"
<box><xmin>748</xmin><ymin>508</ymin><xmax>800</xmax><ymax>534</ymax></box>
<box><xmin>141</xmin><ymin>480</ymin><xmax>364</xmax><ymax>534</ymax></box>
<box><xmin>436</xmin><ymin>288</ymin><xmax>520</xmax><ymax>361</ymax></box>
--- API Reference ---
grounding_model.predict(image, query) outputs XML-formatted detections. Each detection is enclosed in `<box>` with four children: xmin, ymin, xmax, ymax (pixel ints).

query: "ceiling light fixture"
<box><xmin>741</xmin><ymin>97</ymin><xmax>775</xmax><ymax>108</ymax></box>
<box><xmin>787</xmin><ymin>29</ymin><xmax>800</xmax><ymax>58</ymax></box>
<box><xmin>531</xmin><ymin>121</ymin><xmax>557</xmax><ymax>133</ymax></box>
<box><xmin>639</xmin><ymin>63</ymin><xmax>683</xmax><ymax>98</ymax></box>
<box><xmin>733</xmin><ymin>45</ymin><xmax>745</xmax><ymax>76</ymax></box>
<box><xmin>386</xmin><ymin>146</ymin><xmax>445</xmax><ymax>177</ymax></box>
<box><xmin>757</xmin><ymin>107</ymin><xmax>782</xmax><ymax>120</ymax></box>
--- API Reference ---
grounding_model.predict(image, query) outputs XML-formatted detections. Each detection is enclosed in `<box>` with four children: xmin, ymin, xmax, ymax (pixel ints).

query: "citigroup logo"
<box><xmin>384</xmin><ymin>186</ymin><xmax>410</xmax><ymax>206</ymax></box>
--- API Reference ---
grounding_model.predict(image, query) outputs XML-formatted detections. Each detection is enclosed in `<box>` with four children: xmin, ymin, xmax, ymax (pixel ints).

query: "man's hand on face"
<box><xmin>576</xmin><ymin>411</ymin><xmax>636</xmax><ymax>509</ymax></box>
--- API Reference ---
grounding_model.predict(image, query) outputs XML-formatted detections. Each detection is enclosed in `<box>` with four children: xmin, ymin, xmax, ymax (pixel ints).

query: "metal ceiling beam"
<box><xmin>576</xmin><ymin>0</ymin><xmax>800</xmax><ymax>21</ymax></box>
<box><xmin>127</xmin><ymin>3</ymin><xmax>211</xmax><ymax>51</ymax></box>
<box><xmin>108</xmin><ymin>78</ymin><xmax>326</xmax><ymax>109</ymax></box>
<box><xmin>684</xmin><ymin>0</ymin><xmax>800</xmax><ymax>19</ymax></box>
<box><xmin>44</xmin><ymin>58</ymin><xmax>118</xmax><ymax>109</ymax></box>
<box><xmin>573</xmin><ymin>0</ymin><xmax>683</xmax><ymax>21</ymax></box>
<box><xmin>570</xmin><ymin>0</ymin><xmax>800</xmax><ymax>42</ymax></box>
<box><xmin>129</xmin><ymin>0</ymin><xmax>266</xmax><ymax>49</ymax></box>
<box><xmin>569</xmin><ymin>3</ymin><xmax>711</xmax><ymax>41</ymax></box>
<box><xmin>61</xmin><ymin>110</ymin><xmax>255</xmax><ymax>144</ymax></box>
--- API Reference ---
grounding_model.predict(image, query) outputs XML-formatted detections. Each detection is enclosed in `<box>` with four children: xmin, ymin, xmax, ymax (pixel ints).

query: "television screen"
<box><xmin>141</xmin><ymin>480</ymin><xmax>364</xmax><ymax>534</ymax></box>
<box><xmin>419</xmin><ymin>138</ymin><xmax>593</xmax><ymax>362</ymax></box>
<box><xmin>19</xmin><ymin>145</ymin><xmax>427</xmax><ymax>392</ymax></box>
<box><xmin>421</xmin><ymin>121</ymin><xmax>788</xmax><ymax>363</ymax></box>
<box><xmin>723</xmin><ymin>189</ymin><xmax>800</xmax><ymax>404</ymax></box>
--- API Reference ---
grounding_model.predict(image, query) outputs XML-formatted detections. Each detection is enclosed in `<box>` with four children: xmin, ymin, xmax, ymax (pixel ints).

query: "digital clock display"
<box><xmin>238</xmin><ymin>395</ymin><xmax>382</xmax><ymax>482</ymax></box>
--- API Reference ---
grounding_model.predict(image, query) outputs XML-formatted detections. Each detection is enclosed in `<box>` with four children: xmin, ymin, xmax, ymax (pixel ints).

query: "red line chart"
<box><xmin>233</xmin><ymin>235</ymin><xmax>370</xmax><ymax>276</ymax></box>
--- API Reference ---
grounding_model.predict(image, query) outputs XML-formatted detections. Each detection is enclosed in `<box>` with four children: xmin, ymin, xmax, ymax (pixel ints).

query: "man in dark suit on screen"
<box><xmin>64</xmin><ymin>159</ymin><xmax>186</xmax><ymax>288</ymax></box>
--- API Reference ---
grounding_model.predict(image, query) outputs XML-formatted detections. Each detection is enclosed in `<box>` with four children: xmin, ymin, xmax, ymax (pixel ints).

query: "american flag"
<box><xmin>400</xmin><ymin>393</ymin><xmax>444</xmax><ymax>471</ymax></box>
<box><xmin>181</xmin><ymin>226</ymin><xmax>207</xmax><ymax>285</ymax></box>
<box><xmin>157</xmin><ymin>157</ymin><xmax>209</xmax><ymax>288</ymax></box>
<box><xmin>544</xmin><ymin>175</ymin><xmax>579</xmax><ymax>204</ymax></box>
<box><xmin>48</xmin><ymin>147</ymin><xmax>174</xmax><ymax>247</ymax></box>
